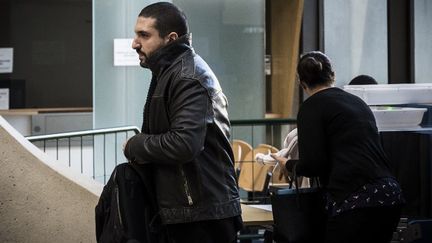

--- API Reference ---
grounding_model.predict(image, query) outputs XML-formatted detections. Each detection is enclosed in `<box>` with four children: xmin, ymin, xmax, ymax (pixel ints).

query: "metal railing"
<box><xmin>231</xmin><ymin>118</ymin><xmax>297</xmax><ymax>148</ymax></box>
<box><xmin>25</xmin><ymin>118</ymin><xmax>297</xmax><ymax>188</ymax></box>
<box><xmin>27</xmin><ymin>126</ymin><xmax>140</xmax><ymax>184</ymax></box>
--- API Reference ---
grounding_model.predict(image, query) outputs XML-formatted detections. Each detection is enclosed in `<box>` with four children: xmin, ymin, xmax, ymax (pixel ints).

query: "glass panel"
<box><xmin>174</xmin><ymin>0</ymin><xmax>265</xmax><ymax>120</ymax></box>
<box><xmin>414</xmin><ymin>0</ymin><xmax>432</xmax><ymax>83</ymax></box>
<box><xmin>324</xmin><ymin>0</ymin><xmax>388</xmax><ymax>86</ymax></box>
<box><xmin>93</xmin><ymin>0</ymin><xmax>159</xmax><ymax>129</ymax></box>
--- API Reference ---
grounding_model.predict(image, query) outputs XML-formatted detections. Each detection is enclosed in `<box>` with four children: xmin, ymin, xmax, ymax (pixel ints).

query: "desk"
<box><xmin>381</xmin><ymin>129</ymin><xmax>432</xmax><ymax>218</ymax></box>
<box><xmin>241</xmin><ymin>204</ymin><xmax>273</xmax><ymax>226</ymax></box>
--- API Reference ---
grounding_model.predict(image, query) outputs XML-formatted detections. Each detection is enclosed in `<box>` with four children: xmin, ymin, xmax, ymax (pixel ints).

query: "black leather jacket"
<box><xmin>125</xmin><ymin>36</ymin><xmax>241</xmax><ymax>224</ymax></box>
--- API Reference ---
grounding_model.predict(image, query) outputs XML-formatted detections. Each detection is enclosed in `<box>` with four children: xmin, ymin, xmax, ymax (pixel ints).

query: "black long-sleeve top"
<box><xmin>291</xmin><ymin>87</ymin><xmax>393</xmax><ymax>202</ymax></box>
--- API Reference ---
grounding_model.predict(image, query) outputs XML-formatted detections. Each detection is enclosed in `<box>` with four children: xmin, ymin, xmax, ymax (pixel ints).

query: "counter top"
<box><xmin>241</xmin><ymin>204</ymin><xmax>273</xmax><ymax>226</ymax></box>
<box><xmin>0</xmin><ymin>108</ymin><xmax>93</xmax><ymax>116</ymax></box>
<box><xmin>379</xmin><ymin>126</ymin><xmax>432</xmax><ymax>132</ymax></box>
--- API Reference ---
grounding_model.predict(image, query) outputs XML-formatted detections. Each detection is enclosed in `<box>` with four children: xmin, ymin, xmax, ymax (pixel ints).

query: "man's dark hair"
<box><xmin>349</xmin><ymin>75</ymin><xmax>378</xmax><ymax>85</ymax></box>
<box><xmin>139</xmin><ymin>2</ymin><xmax>188</xmax><ymax>38</ymax></box>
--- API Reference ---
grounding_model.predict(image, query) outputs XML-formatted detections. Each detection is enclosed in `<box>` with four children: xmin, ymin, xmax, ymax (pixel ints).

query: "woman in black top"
<box><xmin>272</xmin><ymin>51</ymin><xmax>404</xmax><ymax>243</ymax></box>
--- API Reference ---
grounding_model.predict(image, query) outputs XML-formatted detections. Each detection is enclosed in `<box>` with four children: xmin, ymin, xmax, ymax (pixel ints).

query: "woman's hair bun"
<box><xmin>303</xmin><ymin>57</ymin><xmax>323</xmax><ymax>73</ymax></box>
<box><xmin>297</xmin><ymin>51</ymin><xmax>334</xmax><ymax>88</ymax></box>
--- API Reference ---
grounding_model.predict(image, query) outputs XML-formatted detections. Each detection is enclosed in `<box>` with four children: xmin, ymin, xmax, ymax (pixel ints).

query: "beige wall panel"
<box><xmin>271</xmin><ymin>0</ymin><xmax>304</xmax><ymax>117</ymax></box>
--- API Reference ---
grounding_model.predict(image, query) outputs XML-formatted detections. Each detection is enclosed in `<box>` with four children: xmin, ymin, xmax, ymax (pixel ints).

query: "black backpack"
<box><xmin>95</xmin><ymin>163</ymin><xmax>165</xmax><ymax>243</ymax></box>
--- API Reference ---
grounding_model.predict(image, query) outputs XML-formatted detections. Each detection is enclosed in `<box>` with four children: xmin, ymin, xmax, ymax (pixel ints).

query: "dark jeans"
<box><xmin>166</xmin><ymin>216</ymin><xmax>242</xmax><ymax>243</ymax></box>
<box><xmin>325</xmin><ymin>205</ymin><xmax>402</xmax><ymax>243</ymax></box>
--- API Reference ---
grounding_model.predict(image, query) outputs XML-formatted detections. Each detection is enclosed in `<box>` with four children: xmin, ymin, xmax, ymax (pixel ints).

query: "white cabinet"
<box><xmin>0</xmin><ymin>108</ymin><xmax>92</xmax><ymax>136</ymax></box>
<box><xmin>31</xmin><ymin>112</ymin><xmax>92</xmax><ymax>135</ymax></box>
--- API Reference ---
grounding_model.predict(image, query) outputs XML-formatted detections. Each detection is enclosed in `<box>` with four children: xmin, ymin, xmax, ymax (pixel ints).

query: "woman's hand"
<box><xmin>271</xmin><ymin>154</ymin><xmax>289</xmax><ymax>166</ymax></box>
<box><xmin>271</xmin><ymin>154</ymin><xmax>290</xmax><ymax>181</ymax></box>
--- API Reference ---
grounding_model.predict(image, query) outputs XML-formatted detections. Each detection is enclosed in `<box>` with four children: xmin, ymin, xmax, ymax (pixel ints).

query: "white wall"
<box><xmin>93</xmin><ymin>0</ymin><xmax>155</xmax><ymax>129</ymax></box>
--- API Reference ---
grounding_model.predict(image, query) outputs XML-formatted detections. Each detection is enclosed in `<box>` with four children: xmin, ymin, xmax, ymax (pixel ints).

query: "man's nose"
<box><xmin>132</xmin><ymin>39</ymin><xmax>140</xmax><ymax>49</ymax></box>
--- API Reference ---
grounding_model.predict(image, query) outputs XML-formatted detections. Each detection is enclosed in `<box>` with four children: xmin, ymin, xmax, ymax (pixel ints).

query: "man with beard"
<box><xmin>124</xmin><ymin>2</ymin><xmax>242</xmax><ymax>243</ymax></box>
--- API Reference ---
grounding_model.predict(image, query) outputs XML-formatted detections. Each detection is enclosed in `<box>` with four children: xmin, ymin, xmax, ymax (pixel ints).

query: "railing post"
<box><xmin>68</xmin><ymin>137</ymin><xmax>71</xmax><ymax>167</ymax></box>
<box><xmin>92</xmin><ymin>135</ymin><xmax>95</xmax><ymax>180</ymax></box>
<box><xmin>103</xmin><ymin>134</ymin><xmax>106</xmax><ymax>184</ymax></box>
<box><xmin>115</xmin><ymin>132</ymin><xmax>118</xmax><ymax>166</ymax></box>
<box><xmin>80</xmin><ymin>136</ymin><xmax>83</xmax><ymax>174</ymax></box>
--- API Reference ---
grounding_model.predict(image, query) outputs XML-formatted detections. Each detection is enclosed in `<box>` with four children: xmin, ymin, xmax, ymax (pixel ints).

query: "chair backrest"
<box><xmin>256</xmin><ymin>143</ymin><xmax>279</xmax><ymax>153</ymax></box>
<box><xmin>271</xmin><ymin>129</ymin><xmax>299</xmax><ymax>185</ymax></box>
<box><xmin>231</xmin><ymin>139</ymin><xmax>252</xmax><ymax>170</ymax></box>
<box><xmin>238</xmin><ymin>147</ymin><xmax>277</xmax><ymax>192</ymax></box>
<box><xmin>255</xmin><ymin>144</ymin><xmax>288</xmax><ymax>184</ymax></box>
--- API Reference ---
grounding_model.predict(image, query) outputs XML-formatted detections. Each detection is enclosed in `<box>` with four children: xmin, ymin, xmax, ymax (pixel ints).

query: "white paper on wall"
<box><xmin>0</xmin><ymin>48</ymin><xmax>13</xmax><ymax>73</ymax></box>
<box><xmin>0</xmin><ymin>88</ymin><xmax>9</xmax><ymax>109</ymax></box>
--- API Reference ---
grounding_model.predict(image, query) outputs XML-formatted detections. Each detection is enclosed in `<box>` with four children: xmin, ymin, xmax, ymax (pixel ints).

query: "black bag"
<box><xmin>95</xmin><ymin>163</ymin><xmax>163</xmax><ymax>243</ymax></box>
<box><xmin>270</xmin><ymin>166</ymin><xmax>326</xmax><ymax>243</ymax></box>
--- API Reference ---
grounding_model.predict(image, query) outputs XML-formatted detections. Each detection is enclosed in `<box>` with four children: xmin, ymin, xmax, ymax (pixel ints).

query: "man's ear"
<box><xmin>166</xmin><ymin>32</ymin><xmax>179</xmax><ymax>43</ymax></box>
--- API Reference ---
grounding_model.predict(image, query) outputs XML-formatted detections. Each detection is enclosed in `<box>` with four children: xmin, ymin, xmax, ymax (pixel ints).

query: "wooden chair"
<box><xmin>255</xmin><ymin>144</ymin><xmax>289</xmax><ymax>184</ymax></box>
<box><xmin>238</xmin><ymin>147</ymin><xmax>278</xmax><ymax>195</ymax></box>
<box><xmin>256</xmin><ymin>143</ymin><xmax>279</xmax><ymax>153</ymax></box>
<box><xmin>231</xmin><ymin>139</ymin><xmax>252</xmax><ymax>170</ymax></box>
<box><xmin>271</xmin><ymin>163</ymin><xmax>290</xmax><ymax>184</ymax></box>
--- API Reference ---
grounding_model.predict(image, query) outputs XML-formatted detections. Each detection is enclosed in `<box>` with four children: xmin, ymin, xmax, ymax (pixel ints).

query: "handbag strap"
<box><xmin>288</xmin><ymin>161</ymin><xmax>321</xmax><ymax>189</ymax></box>
<box><xmin>291</xmin><ymin>162</ymin><xmax>303</xmax><ymax>207</ymax></box>
<box><xmin>288</xmin><ymin>161</ymin><xmax>300</xmax><ymax>189</ymax></box>
<box><xmin>289</xmin><ymin>162</ymin><xmax>322</xmax><ymax>208</ymax></box>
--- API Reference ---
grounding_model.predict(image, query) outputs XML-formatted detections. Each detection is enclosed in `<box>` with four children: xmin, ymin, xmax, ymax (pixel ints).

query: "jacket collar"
<box><xmin>146</xmin><ymin>34</ymin><xmax>192</xmax><ymax>75</ymax></box>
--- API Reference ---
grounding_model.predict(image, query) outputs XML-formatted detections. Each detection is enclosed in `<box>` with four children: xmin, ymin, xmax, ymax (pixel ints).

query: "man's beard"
<box><xmin>139</xmin><ymin>52</ymin><xmax>150</xmax><ymax>68</ymax></box>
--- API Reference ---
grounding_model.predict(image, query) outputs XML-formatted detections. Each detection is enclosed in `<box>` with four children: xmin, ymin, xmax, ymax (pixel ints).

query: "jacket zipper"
<box><xmin>115</xmin><ymin>186</ymin><xmax>124</xmax><ymax>229</ymax></box>
<box><xmin>113</xmin><ymin>170</ymin><xmax>124</xmax><ymax>229</ymax></box>
<box><xmin>179</xmin><ymin>167</ymin><xmax>194</xmax><ymax>206</ymax></box>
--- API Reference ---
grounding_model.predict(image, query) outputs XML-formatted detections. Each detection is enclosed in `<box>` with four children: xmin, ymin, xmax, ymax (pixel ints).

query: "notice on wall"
<box><xmin>265</xmin><ymin>55</ymin><xmax>271</xmax><ymax>76</ymax></box>
<box><xmin>0</xmin><ymin>48</ymin><xmax>13</xmax><ymax>73</ymax></box>
<box><xmin>0</xmin><ymin>89</ymin><xmax>9</xmax><ymax>110</ymax></box>
<box><xmin>113</xmin><ymin>39</ymin><xmax>139</xmax><ymax>66</ymax></box>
